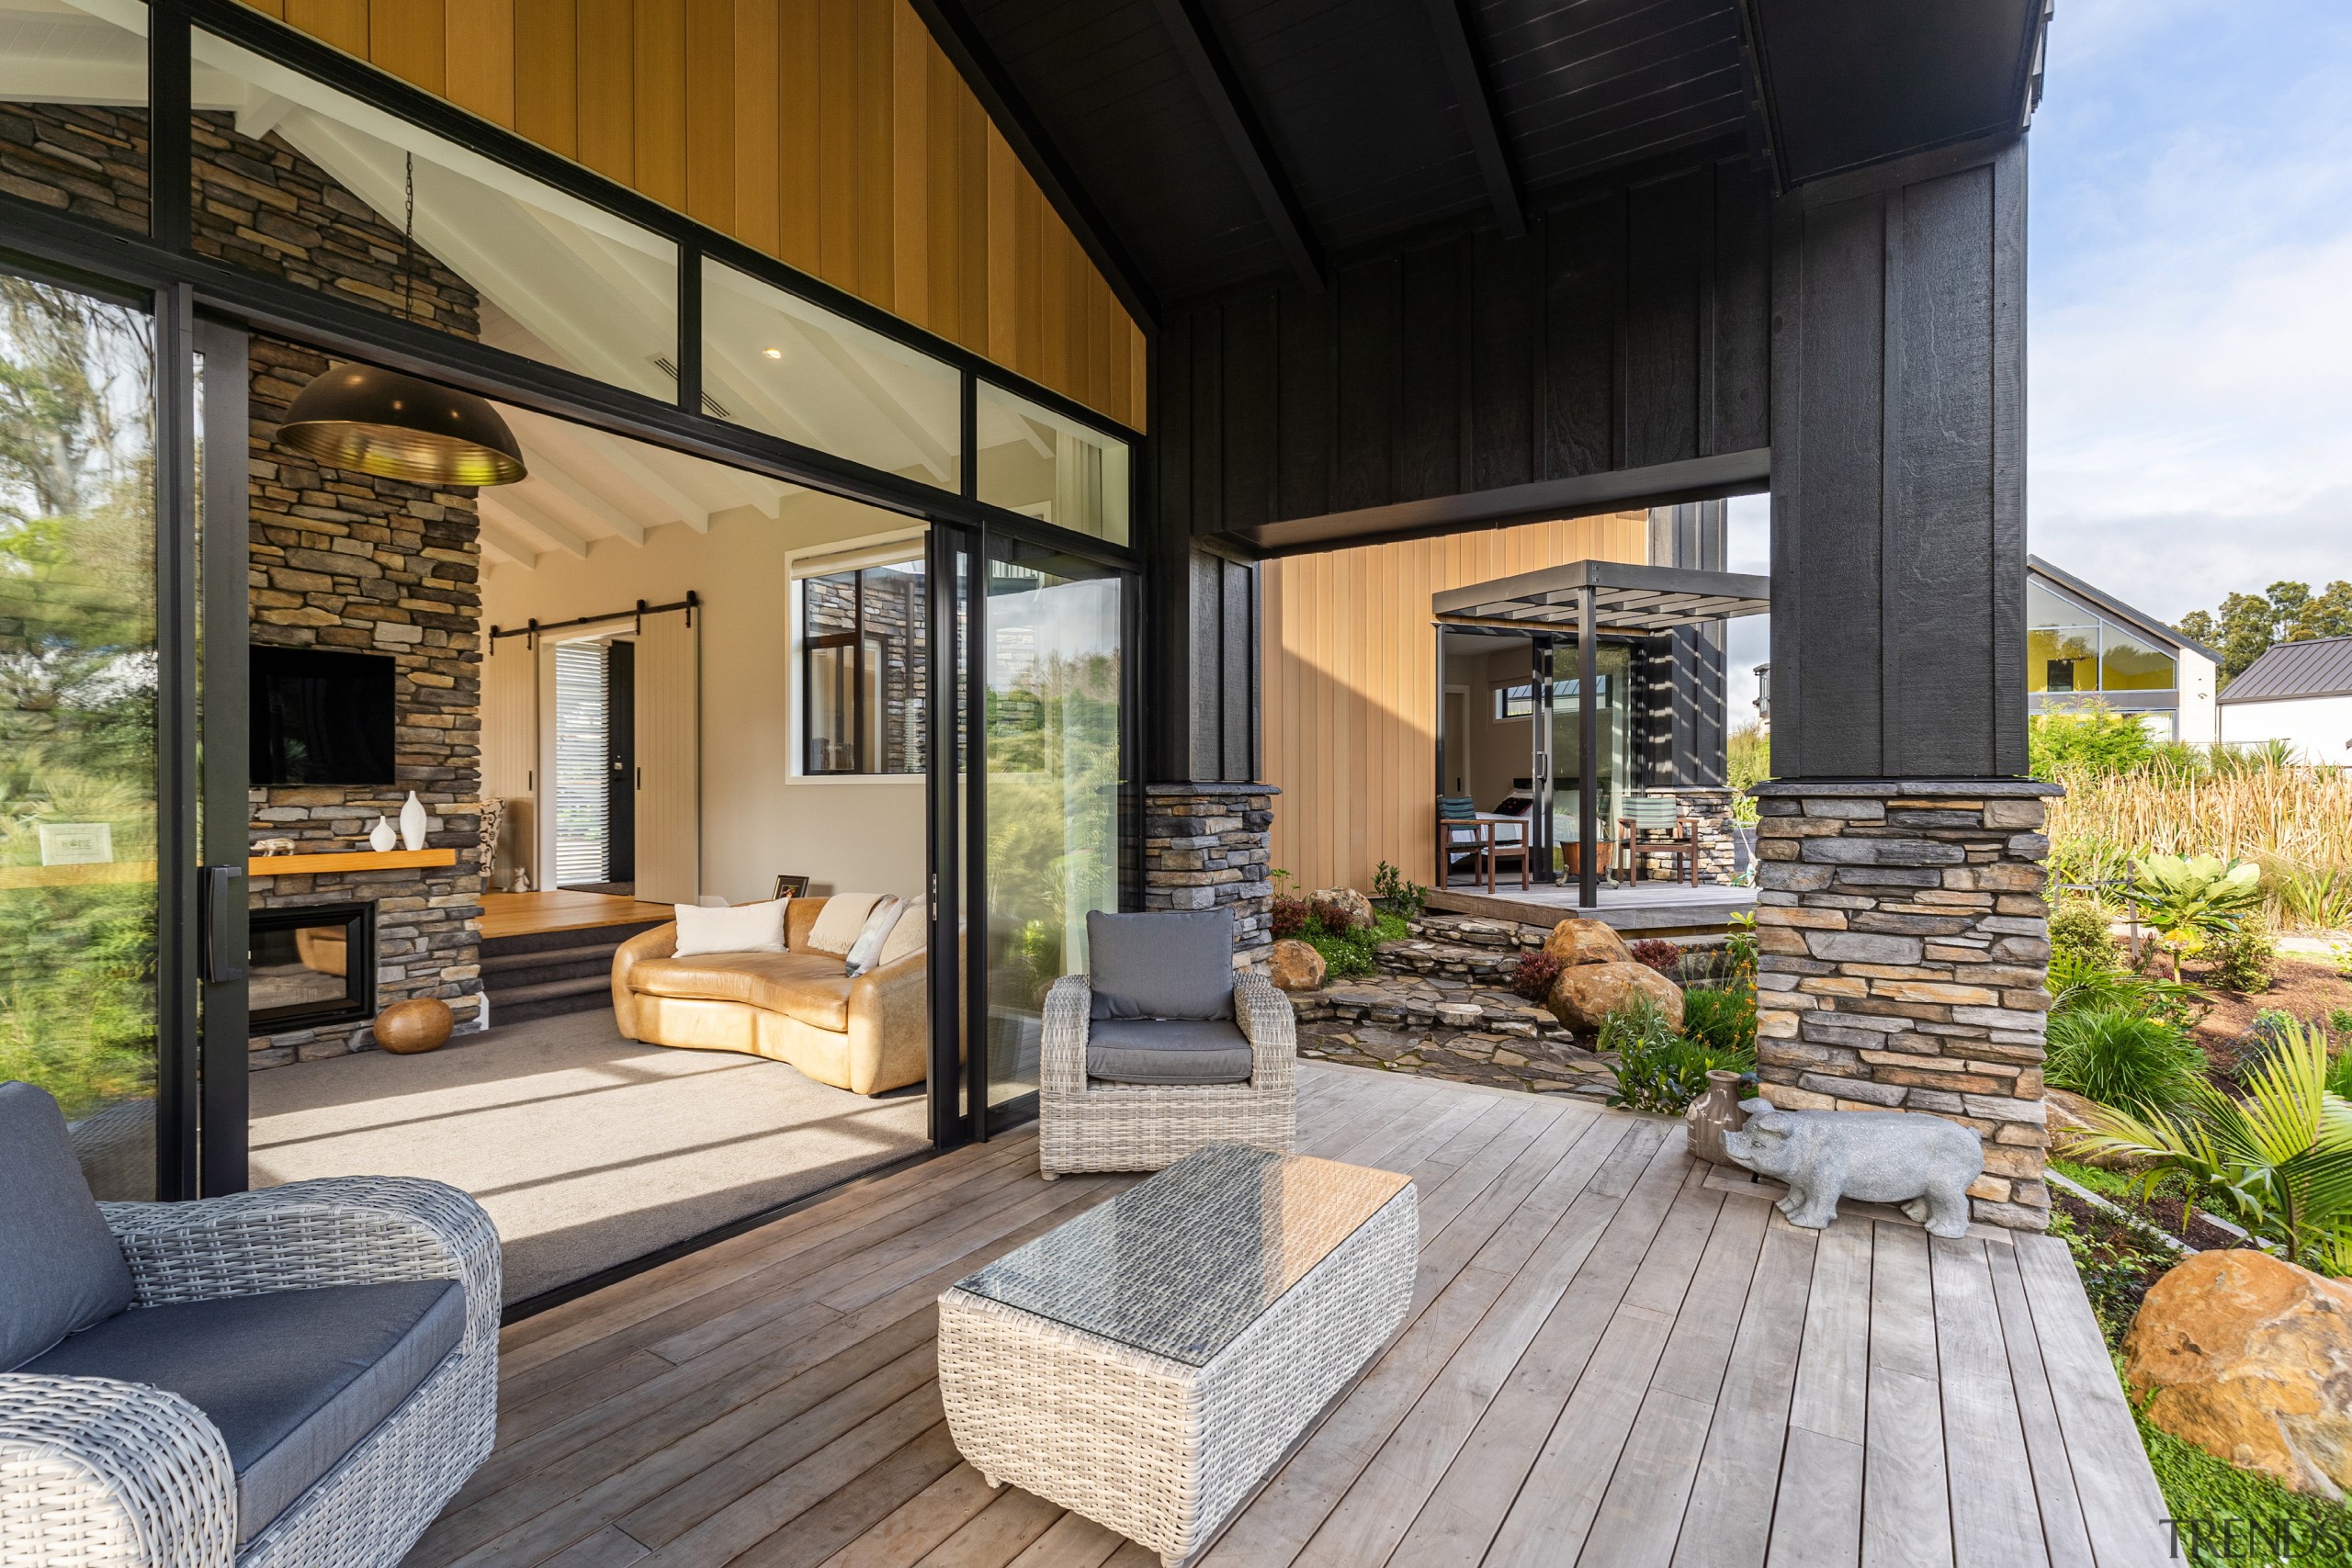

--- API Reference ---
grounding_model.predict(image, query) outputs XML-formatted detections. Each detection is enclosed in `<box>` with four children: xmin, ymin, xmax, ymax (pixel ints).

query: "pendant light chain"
<box><xmin>401</xmin><ymin>151</ymin><xmax>416</xmax><ymax>326</ymax></box>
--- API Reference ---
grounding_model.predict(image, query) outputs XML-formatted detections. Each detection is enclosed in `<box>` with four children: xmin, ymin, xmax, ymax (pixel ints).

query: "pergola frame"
<box><xmin>1436</xmin><ymin>562</ymin><xmax>1770</xmax><ymax>907</ymax></box>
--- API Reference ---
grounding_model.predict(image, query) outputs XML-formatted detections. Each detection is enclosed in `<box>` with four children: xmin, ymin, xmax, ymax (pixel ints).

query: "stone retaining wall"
<box><xmin>1750</xmin><ymin>779</ymin><xmax>2061</xmax><ymax>1231</ymax></box>
<box><xmin>1140</xmin><ymin>784</ymin><xmax>1277</xmax><ymax>967</ymax></box>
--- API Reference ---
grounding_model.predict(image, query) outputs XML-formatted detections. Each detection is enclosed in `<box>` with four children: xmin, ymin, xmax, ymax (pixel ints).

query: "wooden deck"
<box><xmin>405</xmin><ymin>1065</ymin><xmax>2171</xmax><ymax>1568</ymax></box>
<box><xmin>479</xmin><ymin>889</ymin><xmax>675</xmax><ymax>940</ymax></box>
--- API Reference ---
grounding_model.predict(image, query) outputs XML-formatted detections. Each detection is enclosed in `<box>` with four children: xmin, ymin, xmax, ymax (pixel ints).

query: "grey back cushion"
<box><xmin>0</xmin><ymin>1079</ymin><xmax>134</xmax><ymax>1370</ymax></box>
<box><xmin>1087</xmin><ymin>909</ymin><xmax>1234</xmax><ymax>1021</ymax></box>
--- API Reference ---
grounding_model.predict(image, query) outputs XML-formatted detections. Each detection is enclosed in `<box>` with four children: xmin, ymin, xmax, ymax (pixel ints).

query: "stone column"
<box><xmin>1749</xmin><ymin>779</ymin><xmax>2060</xmax><ymax>1231</ymax></box>
<box><xmin>1654</xmin><ymin>785</ymin><xmax>1738</xmax><ymax>884</ymax></box>
<box><xmin>1140</xmin><ymin>784</ymin><xmax>1277</xmax><ymax>968</ymax></box>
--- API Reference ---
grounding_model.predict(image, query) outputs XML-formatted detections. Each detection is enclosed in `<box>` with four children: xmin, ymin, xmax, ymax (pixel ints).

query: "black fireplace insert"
<box><xmin>248</xmin><ymin>901</ymin><xmax>376</xmax><ymax>1031</ymax></box>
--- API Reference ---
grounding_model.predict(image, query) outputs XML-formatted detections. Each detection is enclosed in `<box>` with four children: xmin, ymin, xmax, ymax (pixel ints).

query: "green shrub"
<box><xmin>1371</xmin><ymin>860</ymin><xmax>1427</xmax><ymax>919</ymax></box>
<box><xmin>2043</xmin><ymin>1007</ymin><xmax>2208</xmax><ymax>1114</ymax></box>
<box><xmin>1680</xmin><ymin>984</ymin><xmax>1757</xmax><ymax>1057</ymax></box>
<box><xmin>2030</xmin><ymin>705</ymin><xmax>2154</xmax><ymax>778</ymax></box>
<box><xmin>2049</xmin><ymin>898</ymin><xmax>2118</xmax><ymax>969</ymax></box>
<box><xmin>2205</xmin><ymin>915</ymin><xmax>2276</xmax><ymax>994</ymax></box>
<box><xmin>1298</xmin><ymin>907</ymin><xmax>1408</xmax><ymax>981</ymax></box>
<box><xmin>1601</xmin><ymin>996</ymin><xmax>1754</xmax><ymax>1114</ymax></box>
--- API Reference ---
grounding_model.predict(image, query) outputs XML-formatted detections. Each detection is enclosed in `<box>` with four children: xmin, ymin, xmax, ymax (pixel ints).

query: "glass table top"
<box><xmin>952</xmin><ymin>1143</ymin><xmax>1413</xmax><ymax>1366</ymax></box>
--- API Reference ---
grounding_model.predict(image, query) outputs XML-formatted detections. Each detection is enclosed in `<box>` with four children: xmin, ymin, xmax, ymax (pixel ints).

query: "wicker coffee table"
<box><xmin>937</xmin><ymin>1143</ymin><xmax>1417</xmax><ymax>1567</ymax></box>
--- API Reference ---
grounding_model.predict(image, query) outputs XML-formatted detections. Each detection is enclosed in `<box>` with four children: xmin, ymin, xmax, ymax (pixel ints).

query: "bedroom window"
<box><xmin>799</xmin><ymin>553</ymin><xmax>928</xmax><ymax>775</ymax></box>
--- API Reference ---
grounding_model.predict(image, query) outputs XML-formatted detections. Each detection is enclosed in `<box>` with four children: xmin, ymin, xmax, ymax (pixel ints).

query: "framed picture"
<box><xmin>773</xmin><ymin>874</ymin><xmax>811</xmax><ymax>899</ymax></box>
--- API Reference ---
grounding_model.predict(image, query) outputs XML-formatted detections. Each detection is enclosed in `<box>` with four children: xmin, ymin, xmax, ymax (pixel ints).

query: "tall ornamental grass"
<box><xmin>2046</xmin><ymin>761</ymin><xmax>2352</xmax><ymax>932</ymax></box>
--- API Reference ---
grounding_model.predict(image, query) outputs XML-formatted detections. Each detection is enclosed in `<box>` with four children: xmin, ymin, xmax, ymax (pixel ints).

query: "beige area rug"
<box><xmin>246</xmin><ymin>1014</ymin><xmax>931</xmax><ymax>1303</ymax></box>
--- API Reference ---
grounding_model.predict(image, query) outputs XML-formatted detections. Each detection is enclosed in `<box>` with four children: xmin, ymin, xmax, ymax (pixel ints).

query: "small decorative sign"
<box><xmin>38</xmin><ymin>823</ymin><xmax>113</xmax><ymax>866</ymax></box>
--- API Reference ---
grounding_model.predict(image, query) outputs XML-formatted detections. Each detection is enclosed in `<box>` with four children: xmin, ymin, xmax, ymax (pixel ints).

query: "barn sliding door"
<box><xmin>632</xmin><ymin>607</ymin><xmax>701</xmax><ymax>905</ymax></box>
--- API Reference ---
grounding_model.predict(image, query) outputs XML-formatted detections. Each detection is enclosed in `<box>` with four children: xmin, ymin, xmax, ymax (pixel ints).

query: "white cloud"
<box><xmin>2026</xmin><ymin>1</ymin><xmax>2352</xmax><ymax>624</ymax></box>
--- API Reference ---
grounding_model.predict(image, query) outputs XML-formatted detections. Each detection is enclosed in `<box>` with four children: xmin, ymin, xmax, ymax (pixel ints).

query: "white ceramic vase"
<box><xmin>400</xmin><ymin>791</ymin><xmax>429</xmax><ymax>852</ymax></box>
<box><xmin>368</xmin><ymin>815</ymin><xmax>398</xmax><ymax>852</ymax></box>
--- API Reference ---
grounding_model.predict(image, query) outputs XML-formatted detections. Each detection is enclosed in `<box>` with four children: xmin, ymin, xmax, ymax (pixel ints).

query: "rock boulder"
<box><xmin>1543</xmin><ymin>918</ymin><xmax>1632</xmax><ymax>968</ymax></box>
<box><xmin>2046</xmin><ymin>1088</ymin><xmax>2149</xmax><ymax>1171</ymax></box>
<box><xmin>1548</xmin><ymin>961</ymin><xmax>1684</xmax><ymax>1032</ymax></box>
<box><xmin>1309</xmin><ymin>888</ymin><xmax>1376</xmax><ymax>931</ymax></box>
<box><xmin>2124</xmin><ymin>1249</ymin><xmax>2352</xmax><ymax>1499</ymax></box>
<box><xmin>1268</xmin><ymin>939</ymin><xmax>1328</xmax><ymax>992</ymax></box>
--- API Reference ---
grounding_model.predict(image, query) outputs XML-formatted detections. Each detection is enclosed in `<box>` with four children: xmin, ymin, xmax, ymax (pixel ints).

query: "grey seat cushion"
<box><xmin>1086</xmin><ymin>1018</ymin><xmax>1256</xmax><ymax>1085</ymax></box>
<box><xmin>1087</xmin><ymin>909</ymin><xmax>1234</xmax><ymax>1021</ymax></box>
<box><xmin>0</xmin><ymin>1080</ymin><xmax>133</xmax><ymax>1371</ymax></box>
<box><xmin>24</xmin><ymin>1280</ymin><xmax>465</xmax><ymax>1544</ymax></box>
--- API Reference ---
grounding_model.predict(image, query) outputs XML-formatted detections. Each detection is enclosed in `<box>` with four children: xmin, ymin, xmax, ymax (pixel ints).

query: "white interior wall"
<box><xmin>481</xmin><ymin>488</ymin><xmax>928</xmax><ymax>907</ymax></box>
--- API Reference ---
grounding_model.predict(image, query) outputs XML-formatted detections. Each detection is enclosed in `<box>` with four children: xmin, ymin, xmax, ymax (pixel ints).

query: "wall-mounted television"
<box><xmin>250</xmin><ymin>646</ymin><xmax>398</xmax><ymax>785</ymax></box>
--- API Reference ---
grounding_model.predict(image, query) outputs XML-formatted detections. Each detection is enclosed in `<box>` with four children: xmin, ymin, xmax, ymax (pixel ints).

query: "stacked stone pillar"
<box><xmin>1139</xmin><ymin>784</ymin><xmax>1278</xmax><ymax>968</ymax></box>
<box><xmin>1750</xmin><ymin>780</ymin><xmax>2062</xmax><ymax>1230</ymax></box>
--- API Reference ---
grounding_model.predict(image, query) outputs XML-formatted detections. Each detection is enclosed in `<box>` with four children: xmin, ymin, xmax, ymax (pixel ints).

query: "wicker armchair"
<box><xmin>1037</xmin><ymin>909</ymin><xmax>1297</xmax><ymax>1178</ymax></box>
<box><xmin>1</xmin><ymin>1174</ymin><xmax>500</xmax><ymax>1568</ymax></box>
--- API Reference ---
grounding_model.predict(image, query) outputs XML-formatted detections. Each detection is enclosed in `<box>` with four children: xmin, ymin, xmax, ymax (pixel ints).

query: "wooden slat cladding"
<box><xmin>1158</xmin><ymin>152</ymin><xmax>1769</xmax><ymax>544</ymax></box>
<box><xmin>1261</xmin><ymin>512</ymin><xmax>1647</xmax><ymax>895</ymax></box>
<box><xmin>237</xmin><ymin>0</ymin><xmax>1146</xmax><ymax>428</ymax></box>
<box><xmin>1768</xmin><ymin>139</ymin><xmax>2027</xmax><ymax>781</ymax></box>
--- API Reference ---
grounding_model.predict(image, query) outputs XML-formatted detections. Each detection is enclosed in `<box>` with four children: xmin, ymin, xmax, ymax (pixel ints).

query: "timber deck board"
<box><xmin>403</xmin><ymin>1064</ymin><xmax>2172</xmax><ymax>1568</ymax></box>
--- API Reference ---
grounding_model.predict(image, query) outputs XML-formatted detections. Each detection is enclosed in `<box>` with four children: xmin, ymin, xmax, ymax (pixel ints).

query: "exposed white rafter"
<box><xmin>477</xmin><ymin>518</ymin><xmax>541</xmax><ymax>570</ymax></box>
<box><xmin>485</xmin><ymin>491</ymin><xmax>590</xmax><ymax>558</ymax></box>
<box><xmin>524</xmin><ymin>461</ymin><xmax>649</xmax><ymax>547</ymax></box>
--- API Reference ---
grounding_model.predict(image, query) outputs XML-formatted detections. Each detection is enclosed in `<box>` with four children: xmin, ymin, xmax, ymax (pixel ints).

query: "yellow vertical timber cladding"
<box><xmin>1262</xmin><ymin>512</ymin><xmax>1651</xmax><ymax>897</ymax></box>
<box><xmin>236</xmin><ymin>0</ymin><xmax>1146</xmax><ymax>427</ymax></box>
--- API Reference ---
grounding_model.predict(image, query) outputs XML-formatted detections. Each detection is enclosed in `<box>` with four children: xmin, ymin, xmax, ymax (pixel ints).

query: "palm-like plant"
<box><xmin>2068</xmin><ymin>1021</ymin><xmax>2352</xmax><ymax>1271</ymax></box>
<box><xmin>2130</xmin><ymin>852</ymin><xmax>2265</xmax><ymax>980</ymax></box>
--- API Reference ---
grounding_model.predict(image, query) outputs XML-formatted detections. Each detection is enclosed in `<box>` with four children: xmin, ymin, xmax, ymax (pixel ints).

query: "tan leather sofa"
<box><xmin>611</xmin><ymin>896</ymin><xmax>927</xmax><ymax>1096</ymax></box>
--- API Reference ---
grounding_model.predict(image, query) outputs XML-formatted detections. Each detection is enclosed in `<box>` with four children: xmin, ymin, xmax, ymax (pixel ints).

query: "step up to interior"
<box><xmin>479</xmin><ymin>919</ymin><xmax>663</xmax><ymax>1027</ymax></box>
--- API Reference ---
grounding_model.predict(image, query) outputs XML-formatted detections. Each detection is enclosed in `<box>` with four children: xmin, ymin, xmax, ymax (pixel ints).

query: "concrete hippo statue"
<box><xmin>1718</xmin><ymin>1098</ymin><xmax>1984</xmax><ymax>1238</ymax></box>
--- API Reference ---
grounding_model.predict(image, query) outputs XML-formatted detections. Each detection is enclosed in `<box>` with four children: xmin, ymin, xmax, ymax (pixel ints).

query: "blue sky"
<box><xmin>1726</xmin><ymin>1</ymin><xmax>2352</xmax><ymax>719</ymax></box>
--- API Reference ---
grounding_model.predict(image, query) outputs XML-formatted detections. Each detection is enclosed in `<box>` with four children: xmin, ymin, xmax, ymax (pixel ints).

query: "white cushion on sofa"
<box><xmin>805</xmin><ymin>893</ymin><xmax>882</xmax><ymax>955</ymax></box>
<box><xmin>877</xmin><ymin>898</ymin><xmax>928</xmax><ymax>966</ymax></box>
<box><xmin>673</xmin><ymin>897</ymin><xmax>788</xmax><ymax>956</ymax></box>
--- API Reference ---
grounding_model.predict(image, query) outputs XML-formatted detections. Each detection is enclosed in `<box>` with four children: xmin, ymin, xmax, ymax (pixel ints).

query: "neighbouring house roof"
<box><xmin>2028</xmin><ymin>556</ymin><xmax>2223</xmax><ymax>666</ymax></box>
<box><xmin>1432</xmin><ymin>560</ymin><xmax>1769</xmax><ymax>634</ymax></box>
<box><xmin>2218</xmin><ymin>636</ymin><xmax>2352</xmax><ymax>705</ymax></box>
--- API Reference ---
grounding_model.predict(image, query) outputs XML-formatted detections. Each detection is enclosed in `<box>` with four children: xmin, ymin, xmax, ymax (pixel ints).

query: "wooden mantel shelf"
<box><xmin>247</xmin><ymin>849</ymin><xmax>457</xmax><ymax>877</ymax></box>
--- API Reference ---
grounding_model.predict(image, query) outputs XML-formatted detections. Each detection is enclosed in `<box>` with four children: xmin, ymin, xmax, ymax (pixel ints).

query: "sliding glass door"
<box><xmin>921</xmin><ymin>527</ymin><xmax>1126</xmax><ymax>1141</ymax></box>
<box><xmin>0</xmin><ymin>271</ymin><xmax>247</xmax><ymax>1199</ymax></box>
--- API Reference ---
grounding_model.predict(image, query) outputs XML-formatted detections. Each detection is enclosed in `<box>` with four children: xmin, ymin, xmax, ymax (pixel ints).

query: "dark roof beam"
<box><xmin>1421</xmin><ymin>0</ymin><xmax>1524</xmax><ymax>237</ymax></box>
<box><xmin>1148</xmin><ymin>0</ymin><xmax>1327</xmax><ymax>293</ymax></box>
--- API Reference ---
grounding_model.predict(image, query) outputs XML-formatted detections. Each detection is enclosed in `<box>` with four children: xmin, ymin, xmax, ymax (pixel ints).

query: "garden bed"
<box><xmin>2191</xmin><ymin>955</ymin><xmax>2352</xmax><ymax>1068</ymax></box>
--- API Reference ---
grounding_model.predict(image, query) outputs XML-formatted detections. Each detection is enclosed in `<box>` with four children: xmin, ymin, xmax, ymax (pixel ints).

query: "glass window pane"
<box><xmin>803</xmin><ymin>569</ymin><xmax>859</xmax><ymax>773</ymax></box>
<box><xmin>2028</xmin><ymin>626</ymin><xmax>2096</xmax><ymax>694</ymax></box>
<box><xmin>189</xmin><ymin>30</ymin><xmax>679</xmax><ymax>399</ymax></box>
<box><xmin>797</xmin><ymin>556</ymin><xmax>928</xmax><ymax>776</ymax></box>
<box><xmin>2027</xmin><ymin>581</ymin><xmax>2083</xmax><ymax>630</ymax></box>
<box><xmin>0</xmin><ymin>0</ymin><xmax>148</xmax><ymax>233</ymax></box>
<box><xmin>983</xmin><ymin>551</ymin><xmax>1122</xmax><ymax>1116</ymax></box>
<box><xmin>977</xmin><ymin>383</ymin><xmax>1130</xmax><ymax>545</ymax></box>
<box><xmin>2100</xmin><ymin>622</ymin><xmax>2177</xmax><ymax>691</ymax></box>
<box><xmin>0</xmin><ymin>275</ymin><xmax>157</xmax><ymax>1198</ymax></box>
<box><xmin>862</xmin><ymin>559</ymin><xmax>928</xmax><ymax>773</ymax></box>
<box><xmin>703</xmin><ymin>258</ymin><xmax>961</xmax><ymax>491</ymax></box>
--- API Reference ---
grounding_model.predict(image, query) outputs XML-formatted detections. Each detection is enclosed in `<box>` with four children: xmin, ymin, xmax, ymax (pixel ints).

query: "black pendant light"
<box><xmin>277</xmin><ymin>152</ymin><xmax>526</xmax><ymax>488</ymax></box>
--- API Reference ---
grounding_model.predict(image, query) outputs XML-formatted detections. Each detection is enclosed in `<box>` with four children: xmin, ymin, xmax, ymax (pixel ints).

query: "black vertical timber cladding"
<box><xmin>1769</xmin><ymin>138</ymin><xmax>2028</xmax><ymax>781</ymax></box>
<box><xmin>1624</xmin><ymin>170</ymin><xmax>1707</xmax><ymax>471</ymax></box>
<box><xmin>1277</xmin><ymin>286</ymin><xmax>1335</xmax><ymax>520</ymax></box>
<box><xmin>1470</xmin><ymin>226</ymin><xmax>1536</xmax><ymax>493</ymax></box>
<box><xmin>1711</xmin><ymin>163</ymin><xmax>1772</xmax><ymax>454</ymax></box>
<box><xmin>1146</xmin><ymin>148</ymin><xmax>1784</xmax><ymax>786</ymax></box>
<box><xmin>1398</xmin><ymin>241</ymin><xmax>1463</xmax><ymax>501</ymax></box>
<box><xmin>1335</xmin><ymin>255</ymin><xmax>1402</xmax><ymax>513</ymax></box>
<box><xmin>1221</xmin><ymin>295</ymin><xmax>1277</xmax><ymax>534</ymax></box>
<box><xmin>1154</xmin><ymin>150</ymin><xmax>1772</xmax><ymax>546</ymax></box>
<box><xmin>1544</xmin><ymin>191</ymin><xmax>1622</xmax><ymax>481</ymax></box>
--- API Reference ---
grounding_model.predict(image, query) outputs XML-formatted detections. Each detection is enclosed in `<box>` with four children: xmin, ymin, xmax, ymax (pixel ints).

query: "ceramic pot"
<box><xmin>400</xmin><ymin>790</ymin><xmax>430</xmax><ymax>852</ymax></box>
<box><xmin>368</xmin><ymin>815</ymin><xmax>398</xmax><ymax>852</ymax></box>
<box><xmin>375</xmin><ymin>997</ymin><xmax>454</xmax><ymax>1055</ymax></box>
<box><xmin>1683</xmin><ymin>1069</ymin><xmax>1750</xmax><ymax>1167</ymax></box>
